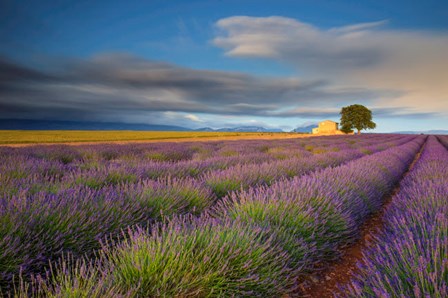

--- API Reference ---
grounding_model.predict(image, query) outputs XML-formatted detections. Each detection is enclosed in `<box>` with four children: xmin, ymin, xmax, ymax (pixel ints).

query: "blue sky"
<box><xmin>1</xmin><ymin>0</ymin><xmax>447</xmax><ymax>131</ymax></box>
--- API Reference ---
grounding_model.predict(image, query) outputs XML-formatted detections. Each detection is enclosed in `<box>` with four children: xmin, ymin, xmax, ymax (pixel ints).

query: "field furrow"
<box><xmin>342</xmin><ymin>136</ymin><xmax>448</xmax><ymax>297</ymax></box>
<box><xmin>297</xmin><ymin>135</ymin><xmax>427</xmax><ymax>296</ymax></box>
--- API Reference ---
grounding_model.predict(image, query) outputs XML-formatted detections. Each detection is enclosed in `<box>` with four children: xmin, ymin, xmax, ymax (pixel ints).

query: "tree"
<box><xmin>340</xmin><ymin>104</ymin><xmax>376</xmax><ymax>135</ymax></box>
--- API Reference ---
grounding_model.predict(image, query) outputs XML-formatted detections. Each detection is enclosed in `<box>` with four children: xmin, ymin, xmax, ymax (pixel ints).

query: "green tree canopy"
<box><xmin>340</xmin><ymin>104</ymin><xmax>376</xmax><ymax>134</ymax></box>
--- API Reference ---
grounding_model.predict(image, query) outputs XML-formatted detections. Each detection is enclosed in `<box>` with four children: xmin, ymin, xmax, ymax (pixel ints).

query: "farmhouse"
<box><xmin>312</xmin><ymin>120</ymin><xmax>345</xmax><ymax>135</ymax></box>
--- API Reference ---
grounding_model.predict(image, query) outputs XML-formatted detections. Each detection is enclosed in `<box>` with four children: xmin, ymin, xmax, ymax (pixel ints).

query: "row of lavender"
<box><xmin>0</xmin><ymin>134</ymin><xmax>406</xmax><ymax>193</ymax></box>
<box><xmin>0</xmin><ymin>134</ymin><xmax>381</xmax><ymax>173</ymax></box>
<box><xmin>0</xmin><ymin>134</ymin><xmax>400</xmax><ymax>165</ymax></box>
<box><xmin>0</xmin><ymin>135</ymin><xmax>412</xmax><ymax>292</ymax></box>
<box><xmin>345</xmin><ymin>136</ymin><xmax>447</xmax><ymax>297</ymax></box>
<box><xmin>9</xmin><ymin>136</ymin><xmax>425</xmax><ymax>296</ymax></box>
<box><xmin>0</xmin><ymin>135</ymin><xmax>412</xmax><ymax>201</ymax></box>
<box><xmin>437</xmin><ymin>135</ymin><xmax>448</xmax><ymax>150</ymax></box>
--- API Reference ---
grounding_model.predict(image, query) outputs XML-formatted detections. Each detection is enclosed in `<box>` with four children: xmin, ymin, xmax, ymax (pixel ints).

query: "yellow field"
<box><xmin>0</xmin><ymin>130</ymin><xmax>304</xmax><ymax>145</ymax></box>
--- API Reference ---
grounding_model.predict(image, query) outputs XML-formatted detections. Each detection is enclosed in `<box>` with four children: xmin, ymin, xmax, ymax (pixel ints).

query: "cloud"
<box><xmin>214</xmin><ymin>16</ymin><xmax>386</xmax><ymax>69</ymax></box>
<box><xmin>0</xmin><ymin>56</ymin><xmax>52</xmax><ymax>84</ymax></box>
<box><xmin>184</xmin><ymin>114</ymin><xmax>203</xmax><ymax>122</ymax></box>
<box><xmin>269</xmin><ymin>106</ymin><xmax>439</xmax><ymax>119</ymax></box>
<box><xmin>214</xmin><ymin>16</ymin><xmax>448</xmax><ymax>114</ymax></box>
<box><xmin>0</xmin><ymin>53</ymin><xmax>394</xmax><ymax>123</ymax></box>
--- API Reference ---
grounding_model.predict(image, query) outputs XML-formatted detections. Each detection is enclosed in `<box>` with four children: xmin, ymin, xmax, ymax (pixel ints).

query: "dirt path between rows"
<box><xmin>295</xmin><ymin>138</ymin><xmax>426</xmax><ymax>298</ymax></box>
<box><xmin>1</xmin><ymin>134</ymin><xmax>313</xmax><ymax>147</ymax></box>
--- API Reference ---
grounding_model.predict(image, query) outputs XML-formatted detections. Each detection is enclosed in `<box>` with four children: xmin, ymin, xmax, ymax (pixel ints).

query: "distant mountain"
<box><xmin>291</xmin><ymin>124</ymin><xmax>316</xmax><ymax>133</ymax></box>
<box><xmin>194</xmin><ymin>127</ymin><xmax>215</xmax><ymax>132</ymax></box>
<box><xmin>0</xmin><ymin>119</ymin><xmax>190</xmax><ymax>131</ymax></box>
<box><xmin>215</xmin><ymin>126</ymin><xmax>283</xmax><ymax>132</ymax></box>
<box><xmin>194</xmin><ymin>126</ymin><xmax>283</xmax><ymax>132</ymax></box>
<box><xmin>392</xmin><ymin>130</ymin><xmax>448</xmax><ymax>135</ymax></box>
<box><xmin>0</xmin><ymin>119</ymin><xmax>286</xmax><ymax>133</ymax></box>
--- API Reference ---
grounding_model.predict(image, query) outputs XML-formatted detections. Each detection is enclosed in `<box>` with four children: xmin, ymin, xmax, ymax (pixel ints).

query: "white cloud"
<box><xmin>184</xmin><ymin>114</ymin><xmax>203</xmax><ymax>122</ymax></box>
<box><xmin>214</xmin><ymin>16</ymin><xmax>387</xmax><ymax>68</ymax></box>
<box><xmin>214</xmin><ymin>16</ymin><xmax>448</xmax><ymax>115</ymax></box>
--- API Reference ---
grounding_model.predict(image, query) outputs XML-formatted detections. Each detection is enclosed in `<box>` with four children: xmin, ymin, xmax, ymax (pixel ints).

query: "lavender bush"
<box><xmin>345</xmin><ymin>136</ymin><xmax>447</xmax><ymax>297</ymax></box>
<box><xmin>212</xmin><ymin>137</ymin><xmax>424</xmax><ymax>277</ymax></box>
<box><xmin>22</xmin><ymin>216</ymin><xmax>294</xmax><ymax>297</ymax></box>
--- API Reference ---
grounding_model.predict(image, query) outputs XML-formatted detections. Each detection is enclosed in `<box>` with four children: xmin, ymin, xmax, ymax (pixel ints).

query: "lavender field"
<box><xmin>0</xmin><ymin>134</ymin><xmax>446</xmax><ymax>297</ymax></box>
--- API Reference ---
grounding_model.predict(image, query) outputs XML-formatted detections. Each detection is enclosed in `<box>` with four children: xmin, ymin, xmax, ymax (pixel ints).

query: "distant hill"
<box><xmin>0</xmin><ymin>119</ymin><xmax>190</xmax><ymax>131</ymax></box>
<box><xmin>0</xmin><ymin>119</ymin><xmax>285</xmax><ymax>132</ymax></box>
<box><xmin>291</xmin><ymin>124</ymin><xmax>316</xmax><ymax>133</ymax></box>
<box><xmin>194</xmin><ymin>126</ymin><xmax>283</xmax><ymax>132</ymax></box>
<box><xmin>291</xmin><ymin>122</ymin><xmax>319</xmax><ymax>133</ymax></box>
<box><xmin>201</xmin><ymin>126</ymin><xmax>283</xmax><ymax>132</ymax></box>
<box><xmin>194</xmin><ymin>127</ymin><xmax>215</xmax><ymax>132</ymax></box>
<box><xmin>392</xmin><ymin>130</ymin><xmax>448</xmax><ymax>135</ymax></box>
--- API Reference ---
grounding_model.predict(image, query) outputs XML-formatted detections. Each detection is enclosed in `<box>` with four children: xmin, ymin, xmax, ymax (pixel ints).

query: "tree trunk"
<box><xmin>357</xmin><ymin>130</ymin><xmax>361</xmax><ymax>135</ymax></box>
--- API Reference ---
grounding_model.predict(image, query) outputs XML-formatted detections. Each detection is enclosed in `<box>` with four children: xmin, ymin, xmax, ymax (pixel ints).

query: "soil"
<box><xmin>293</xmin><ymin>138</ymin><xmax>426</xmax><ymax>298</ymax></box>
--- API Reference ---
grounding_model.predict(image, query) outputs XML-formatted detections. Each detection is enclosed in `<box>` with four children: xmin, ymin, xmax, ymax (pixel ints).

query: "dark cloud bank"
<box><xmin>0</xmin><ymin>53</ymin><xmax>428</xmax><ymax>126</ymax></box>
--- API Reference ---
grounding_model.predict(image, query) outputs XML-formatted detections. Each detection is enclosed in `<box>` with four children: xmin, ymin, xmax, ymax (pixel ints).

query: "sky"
<box><xmin>1</xmin><ymin>0</ymin><xmax>447</xmax><ymax>132</ymax></box>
